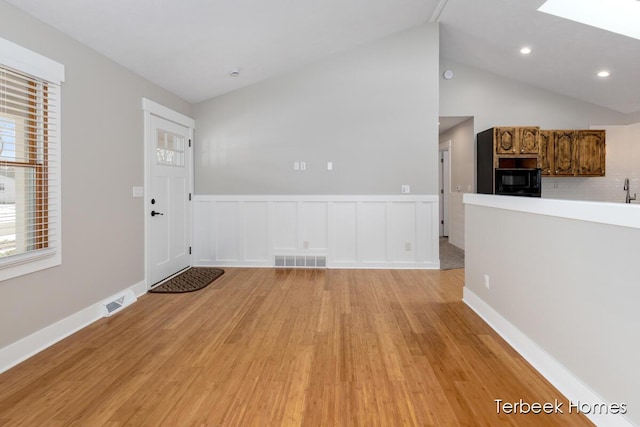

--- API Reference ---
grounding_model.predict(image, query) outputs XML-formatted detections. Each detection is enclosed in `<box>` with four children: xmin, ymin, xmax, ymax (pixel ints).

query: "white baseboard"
<box><xmin>0</xmin><ymin>280</ymin><xmax>147</xmax><ymax>374</ymax></box>
<box><xmin>463</xmin><ymin>287</ymin><xmax>634</xmax><ymax>427</ymax></box>
<box><xmin>131</xmin><ymin>280</ymin><xmax>148</xmax><ymax>297</ymax></box>
<box><xmin>328</xmin><ymin>261</ymin><xmax>440</xmax><ymax>269</ymax></box>
<box><xmin>195</xmin><ymin>261</ymin><xmax>441</xmax><ymax>270</ymax></box>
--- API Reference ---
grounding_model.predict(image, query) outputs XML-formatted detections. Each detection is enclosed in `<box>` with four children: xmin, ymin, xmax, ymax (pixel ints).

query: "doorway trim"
<box><xmin>142</xmin><ymin>98</ymin><xmax>195</xmax><ymax>289</ymax></box>
<box><xmin>439</xmin><ymin>140</ymin><xmax>452</xmax><ymax>237</ymax></box>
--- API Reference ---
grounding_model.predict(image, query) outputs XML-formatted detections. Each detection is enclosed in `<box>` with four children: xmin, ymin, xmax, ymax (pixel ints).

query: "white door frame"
<box><xmin>142</xmin><ymin>98</ymin><xmax>195</xmax><ymax>289</ymax></box>
<box><xmin>439</xmin><ymin>140</ymin><xmax>451</xmax><ymax>237</ymax></box>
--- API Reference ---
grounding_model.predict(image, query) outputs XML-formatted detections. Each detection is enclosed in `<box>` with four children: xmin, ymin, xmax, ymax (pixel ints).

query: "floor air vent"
<box><xmin>101</xmin><ymin>289</ymin><xmax>137</xmax><ymax>317</ymax></box>
<box><xmin>275</xmin><ymin>255</ymin><xmax>327</xmax><ymax>268</ymax></box>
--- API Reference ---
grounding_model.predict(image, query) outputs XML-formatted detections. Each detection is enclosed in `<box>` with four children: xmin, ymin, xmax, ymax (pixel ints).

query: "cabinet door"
<box><xmin>553</xmin><ymin>130</ymin><xmax>576</xmax><ymax>176</ymax></box>
<box><xmin>518</xmin><ymin>127</ymin><xmax>539</xmax><ymax>154</ymax></box>
<box><xmin>575</xmin><ymin>130</ymin><xmax>605</xmax><ymax>176</ymax></box>
<box><xmin>539</xmin><ymin>130</ymin><xmax>554</xmax><ymax>175</ymax></box>
<box><xmin>494</xmin><ymin>127</ymin><xmax>517</xmax><ymax>154</ymax></box>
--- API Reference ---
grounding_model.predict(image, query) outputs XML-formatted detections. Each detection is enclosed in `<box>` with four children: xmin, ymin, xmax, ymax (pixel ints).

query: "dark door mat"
<box><xmin>149</xmin><ymin>267</ymin><xmax>224</xmax><ymax>293</ymax></box>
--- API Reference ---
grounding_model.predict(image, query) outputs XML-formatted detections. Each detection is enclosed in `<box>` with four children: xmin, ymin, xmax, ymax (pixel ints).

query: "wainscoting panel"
<box><xmin>272</xmin><ymin>202</ymin><xmax>297</xmax><ymax>251</ymax></box>
<box><xmin>357</xmin><ymin>202</ymin><xmax>387</xmax><ymax>264</ymax></box>
<box><xmin>214</xmin><ymin>202</ymin><xmax>241</xmax><ymax>262</ymax></box>
<box><xmin>300</xmin><ymin>202</ymin><xmax>328</xmax><ymax>252</ymax></box>
<box><xmin>193</xmin><ymin>196</ymin><xmax>440</xmax><ymax>269</ymax></box>
<box><xmin>242</xmin><ymin>202</ymin><xmax>269</xmax><ymax>262</ymax></box>
<box><xmin>331</xmin><ymin>202</ymin><xmax>358</xmax><ymax>263</ymax></box>
<box><xmin>193</xmin><ymin>200</ymin><xmax>214</xmax><ymax>265</ymax></box>
<box><xmin>390</xmin><ymin>202</ymin><xmax>417</xmax><ymax>263</ymax></box>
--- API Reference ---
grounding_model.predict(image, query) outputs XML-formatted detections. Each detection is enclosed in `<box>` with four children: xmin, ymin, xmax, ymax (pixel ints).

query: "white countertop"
<box><xmin>463</xmin><ymin>193</ymin><xmax>640</xmax><ymax>229</ymax></box>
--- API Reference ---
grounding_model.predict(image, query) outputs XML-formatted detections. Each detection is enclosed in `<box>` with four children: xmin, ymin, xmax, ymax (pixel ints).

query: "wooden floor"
<box><xmin>0</xmin><ymin>268</ymin><xmax>592</xmax><ymax>426</ymax></box>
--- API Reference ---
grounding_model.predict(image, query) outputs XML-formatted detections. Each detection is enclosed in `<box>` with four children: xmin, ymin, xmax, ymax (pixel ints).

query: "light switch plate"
<box><xmin>132</xmin><ymin>186</ymin><xmax>144</xmax><ymax>198</ymax></box>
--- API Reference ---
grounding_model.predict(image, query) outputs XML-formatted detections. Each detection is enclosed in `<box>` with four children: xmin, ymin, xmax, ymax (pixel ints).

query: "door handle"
<box><xmin>151</xmin><ymin>210</ymin><xmax>164</xmax><ymax>217</ymax></box>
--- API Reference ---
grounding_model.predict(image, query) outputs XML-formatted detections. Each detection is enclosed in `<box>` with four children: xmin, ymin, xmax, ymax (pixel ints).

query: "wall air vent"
<box><xmin>275</xmin><ymin>255</ymin><xmax>327</xmax><ymax>269</ymax></box>
<box><xmin>101</xmin><ymin>289</ymin><xmax>137</xmax><ymax>317</ymax></box>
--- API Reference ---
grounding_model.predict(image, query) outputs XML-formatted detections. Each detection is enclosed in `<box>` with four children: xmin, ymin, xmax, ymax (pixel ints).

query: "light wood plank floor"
<box><xmin>0</xmin><ymin>268</ymin><xmax>592</xmax><ymax>426</ymax></box>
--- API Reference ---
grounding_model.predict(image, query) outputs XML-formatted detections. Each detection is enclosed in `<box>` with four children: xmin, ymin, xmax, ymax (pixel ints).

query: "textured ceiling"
<box><xmin>5</xmin><ymin>0</ymin><xmax>640</xmax><ymax>113</ymax></box>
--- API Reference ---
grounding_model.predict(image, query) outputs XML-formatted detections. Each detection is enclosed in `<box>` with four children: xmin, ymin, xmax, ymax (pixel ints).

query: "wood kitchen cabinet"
<box><xmin>479</xmin><ymin>126</ymin><xmax>606</xmax><ymax>192</ymax></box>
<box><xmin>494</xmin><ymin>127</ymin><xmax>517</xmax><ymax>154</ymax></box>
<box><xmin>477</xmin><ymin>127</ymin><xmax>540</xmax><ymax>194</ymax></box>
<box><xmin>539</xmin><ymin>130</ymin><xmax>553</xmax><ymax>175</ymax></box>
<box><xmin>518</xmin><ymin>127</ymin><xmax>540</xmax><ymax>154</ymax></box>
<box><xmin>494</xmin><ymin>126</ymin><xmax>540</xmax><ymax>156</ymax></box>
<box><xmin>540</xmin><ymin>129</ymin><xmax>605</xmax><ymax>176</ymax></box>
<box><xmin>575</xmin><ymin>130</ymin><xmax>606</xmax><ymax>176</ymax></box>
<box><xmin>553</xmin><ymin>130</ymin><xmax>576</xmax><ymax>176</ymax></box>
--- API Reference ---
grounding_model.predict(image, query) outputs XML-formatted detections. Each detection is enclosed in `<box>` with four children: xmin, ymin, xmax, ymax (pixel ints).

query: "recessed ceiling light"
<box><xmin>228</xmin><ymin>68</ymin><xmax>241</xmax><ymax>77</ymax></box>
<box><xmin>520</xmin><ymin>47</ymin><xmax>532</xmax><ymax>55</ymax></box>
<box><xmin>597</xmin><ymin>70</ymin><xmax>611</xmax><ymax>77</ymax></box>
<box><xmin>538</xmin><ymin>0</ymin><xmax>640</xmax><ymax>41</ymax></box>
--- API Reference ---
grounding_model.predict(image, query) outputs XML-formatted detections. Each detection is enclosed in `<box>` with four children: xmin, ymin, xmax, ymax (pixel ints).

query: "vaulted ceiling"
<box><xmin>6</xmin><ymin>0</ymin><xmax>640</xmax><ymax>114</ymax></box>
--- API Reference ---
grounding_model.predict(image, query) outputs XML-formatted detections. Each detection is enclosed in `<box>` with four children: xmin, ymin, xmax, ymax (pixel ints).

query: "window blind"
<box><xmin>0</xmin><ymin>65</ymin><xmax>59</xmax><ymax>264</ymax></box>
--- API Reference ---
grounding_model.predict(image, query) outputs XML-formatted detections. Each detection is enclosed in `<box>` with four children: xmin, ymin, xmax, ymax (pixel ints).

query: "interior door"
<box><xmin>147</xmin><ymin>114</ymin><xmax>191</xmax><ymax>286</ymax></box>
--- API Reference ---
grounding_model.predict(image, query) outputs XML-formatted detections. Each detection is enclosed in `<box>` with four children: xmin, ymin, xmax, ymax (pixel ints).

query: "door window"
<box><xmin>156</xmin><ymin>129</ymin><xmax>185</xmax><ymax>167</ymax></box>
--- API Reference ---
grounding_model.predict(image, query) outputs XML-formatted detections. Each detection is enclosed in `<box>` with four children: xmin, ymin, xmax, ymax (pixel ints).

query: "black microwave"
<box><xmin>495</xmin><ymin>168</ymin><xmax>541</xmax><ymax>197</ymax></box>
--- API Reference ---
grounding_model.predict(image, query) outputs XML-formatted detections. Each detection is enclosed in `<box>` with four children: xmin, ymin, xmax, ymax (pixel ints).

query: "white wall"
<box><xmin>440</xmin><ymin>59</ymin><xmax>628</xmax><ymax>134</ymax></box>
<box><xmin>194</xmin><ymin>24</ymin><xmax>440</xmax><ymax>196</ymax></box>
<box><xmin>464</xmin><ymin>195</ymin><xmax>640</xmax><ymax>427</ymax></box>
<box><xmin>542</xmin><ymin>122</ymin><xmax>640</xmax><ymax>203</ymax></box>
<box><xmin>439</xmin><ymin>117</ymin><xmax>474</xmax><ymax>249</ymax></box>
<box><xmin>0</xmin><ymin>0</ymin><xmax>191</xmax><ymax>350</ymax></box>
<box><xmin>626</xmin><ymin>110</ymin><xmax>640</xmax><ymax>124</ymax></box>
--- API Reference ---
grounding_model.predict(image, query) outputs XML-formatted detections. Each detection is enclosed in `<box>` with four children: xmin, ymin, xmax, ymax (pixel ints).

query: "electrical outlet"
<box><xmin>484</xmin><ymin>274</ymin><xmax>490</xmax><ymax>289</ymax></box>
<box><xmin>401</xmin><ymin>185</ymin><xmax>411</xmax><ymax>194</ymax></box>
<box><xmin>404</xmin><ymin>242</ymin><xmax>412</xmax><ymax>251</ymax></box>
<box><xmin>303</xmin><ymin>240</ymin><xmax>309</xmax><ymax>250</ymax></box>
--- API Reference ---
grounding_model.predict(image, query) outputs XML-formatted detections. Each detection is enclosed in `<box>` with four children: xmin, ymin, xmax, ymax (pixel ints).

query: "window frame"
<box><xmin>0</xmin><ymin>37</ymin><xmax>64</xmax><ymax>281</ymax></box>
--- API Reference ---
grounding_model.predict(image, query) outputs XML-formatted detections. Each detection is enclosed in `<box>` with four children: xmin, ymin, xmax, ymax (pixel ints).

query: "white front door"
<box><xmin>146</xmin><ymin>114</ymin><xmax>191</xmax><ymax>286</ymax></box>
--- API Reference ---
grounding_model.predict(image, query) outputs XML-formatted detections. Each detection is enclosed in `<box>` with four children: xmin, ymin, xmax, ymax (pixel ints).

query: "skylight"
<box><xmin>538</xmin><ymin>0</ymin><xmax>640</xmax><ymax>41</ymax></box>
